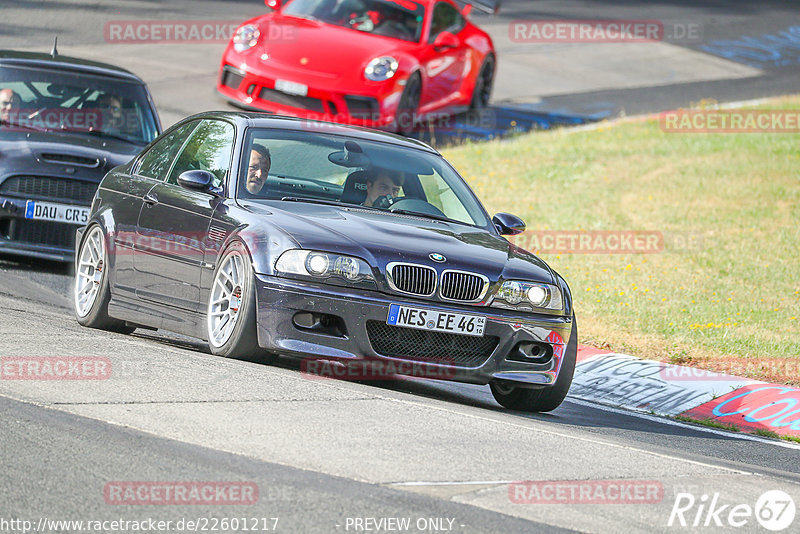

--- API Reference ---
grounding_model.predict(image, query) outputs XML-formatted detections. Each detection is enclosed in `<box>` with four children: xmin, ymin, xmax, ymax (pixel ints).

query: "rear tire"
<box><xmin>470</xmin><ymin>55</ymin><xmax>495</xmax><ymax>110</ymax></box>
<box><xmin>207</xmin><ymin>241</ymin><xmax>276</xmax><ymax>363</ymax></box>
<box><xmin>73</xmin><ymin>224</ymin><xmax>134</xmax><ymax>334</ymax></box>
<box><xmin>490</xmin><ymin>316</ymin><xmax>577</xmax><ymax>413</ymax></box>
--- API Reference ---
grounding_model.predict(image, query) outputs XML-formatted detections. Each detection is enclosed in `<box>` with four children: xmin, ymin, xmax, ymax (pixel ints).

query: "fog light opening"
<box><xmin>507</xmin><ymin>341</ymin><xmax>553</xmax><ymax>364</ymax></box>
<box><xmin>292</xmin><ymin>312</ymin><xmax>347</xmax><ymax>338</ymax></box>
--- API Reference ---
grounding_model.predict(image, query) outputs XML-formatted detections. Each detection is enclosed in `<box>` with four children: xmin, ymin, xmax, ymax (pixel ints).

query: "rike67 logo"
<box><xmin>668</xmin><ymin>490</ymin><xmax>796</xmax><ymax>531</ymax></box>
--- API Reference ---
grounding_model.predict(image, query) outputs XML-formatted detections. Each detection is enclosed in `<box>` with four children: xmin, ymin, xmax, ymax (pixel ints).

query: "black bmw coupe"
<box><xmin>74</xmin><ymin>112</ymin><xmax>576</xmax><ymax>412</ymax></box>
<box><xmin>0</xmin><ymin>50</ymin><xmax>160</xmax><ymax>261</ymax></box>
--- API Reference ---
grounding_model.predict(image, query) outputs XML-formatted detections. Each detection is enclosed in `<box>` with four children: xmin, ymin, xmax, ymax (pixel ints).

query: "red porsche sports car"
<box><xmin>217</xmin><ymin>0</ymin><xmax>498</xmax><ymax>133</ymax></box>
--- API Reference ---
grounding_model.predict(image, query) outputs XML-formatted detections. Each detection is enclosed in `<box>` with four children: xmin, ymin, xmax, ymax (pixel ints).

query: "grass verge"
<box><xmin>443</xmin><ymin>96</ymin><xmax>800</xmax><ymax>384</ymax></box>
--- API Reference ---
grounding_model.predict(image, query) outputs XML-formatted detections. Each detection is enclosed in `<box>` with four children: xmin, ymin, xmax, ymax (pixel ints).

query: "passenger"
<box><xmin>363</xmin><ymin>168</ymin><xmax>403</xmax><ymax>207</ymax></box>
<box><xmin>96</xmin><ymin>93</ymin><xmax>124</xmax><ymax>133</ymax></box>
<box><xmin>244</xmin><ymin>143</ymin><xmax>271</xmax><ymax>196</ymax></box>
<box><xmin>0</xmin><ymin>88</ymin><xmax>20</xmax><ymax>123</ymax></box>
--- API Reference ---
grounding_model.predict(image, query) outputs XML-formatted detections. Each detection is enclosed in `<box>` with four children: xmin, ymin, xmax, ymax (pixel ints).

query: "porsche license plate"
<box><xmin>387</xmin><ymin>304</ymin><xmax>486</xmax><ymax>337</ymax></box>
<box><xmin>24</xmin><ymin>200</ymin><xmax>89</xmax><ymax>225</ymax></box>
<box><xmin>275</xmin><ymin>79</ymin><xmax>308</xmax><ymax>96</ymax></box>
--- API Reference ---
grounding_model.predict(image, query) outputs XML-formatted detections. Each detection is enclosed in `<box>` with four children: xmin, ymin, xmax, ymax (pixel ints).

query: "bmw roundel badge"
<box><xmin>429</xmin><ymin>253</ymin><xmax>446</xmax><ymax>263</ymax></box>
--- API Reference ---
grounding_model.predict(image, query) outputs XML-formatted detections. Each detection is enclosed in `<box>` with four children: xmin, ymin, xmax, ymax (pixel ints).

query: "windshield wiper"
<box><xmin>79</xmin><ymin>129</ymin><xmax>143</xmax><ymax>145</ymax></box>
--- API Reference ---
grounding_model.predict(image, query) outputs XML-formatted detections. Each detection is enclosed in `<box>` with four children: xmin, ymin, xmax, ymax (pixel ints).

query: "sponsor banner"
<box><xmin>571</xmin><ymin>354</ymin><xmax>758</xmax><ymax>416</ymax></box>
<box><xmin>509</xmin><ymin>479</ymin><xmax>663</xmax><ymax>504</ymax></box>
<box><xmin>681</xmin><ymin>384</ymin><xmax>800</xmax><ymax>438</ymax></box>
<box><xmin>1</xmin><ymin>357</ymin><xmax>111</xmax><ymax>380</ymax></box>
<box><xmin>660</xmin><ymin>110</ymin><xmax>800</xmax><ymax>133</ymax></box>
<box><xmin>104</xmin><ymin>481</ymin><xmax>259</xmax><ymax>505</ymax></box>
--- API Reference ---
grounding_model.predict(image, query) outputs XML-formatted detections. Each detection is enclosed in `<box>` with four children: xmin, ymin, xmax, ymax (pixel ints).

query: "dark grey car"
<box><xmin>0</xmin><ymin>50</ymin><xmax>160</xmax><ymax>261</ymax></box>
<box><xmin>74</xmin><ymin>112</ymin><xmax>576</xmax><ymax>412</ymax></box>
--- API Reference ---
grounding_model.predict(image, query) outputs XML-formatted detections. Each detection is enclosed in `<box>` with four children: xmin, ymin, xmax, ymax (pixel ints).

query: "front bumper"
<box><xmin>0</xmin><ymin>196</ymin><xmax>80</xmax><ymax>262</ymax></box>
<box><xmin>217</xmin><ymin>60</ymin><xmax>401</xmax><ymax>129</ymax></box>
<box><xmin>255</xmin><ymin>274</ymin><xmax>573</xmax><ymax>387</ymax></box>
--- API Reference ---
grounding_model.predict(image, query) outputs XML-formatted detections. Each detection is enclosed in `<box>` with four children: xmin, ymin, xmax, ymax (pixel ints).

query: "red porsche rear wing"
<box><xmin>453</xmin><ymin>0</ymin><xmax>502</xmax><ymax>15</ymax></box>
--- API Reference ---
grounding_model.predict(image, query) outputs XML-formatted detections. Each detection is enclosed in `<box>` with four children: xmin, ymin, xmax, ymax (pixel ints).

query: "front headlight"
<box><xmin>493</xmin><ymin>281</ymin><xmax>563</xmax><ymax>312</ymax></box>
<box><xmin>275</xmin><ymin>250</ymin><xmax>376</xmax><ymax>289</ymax></box>
<box><xmin>233</xmin><ymin>24</ymin><xmax>260</xmax><ymax>52</ymax></box>
<box><xmin>364</xmin><ymin>56</ymin><xmax>398</xmax><ymax>81</ymax></box>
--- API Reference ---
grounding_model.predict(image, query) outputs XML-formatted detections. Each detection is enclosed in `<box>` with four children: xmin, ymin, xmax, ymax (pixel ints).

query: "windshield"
<box><xmin>238</xmin><ymin>128</ymin><xmax>492</xmax><ymax>228</ymax></box>
<box><xmin>0</xmin><ymin>65</ymin><xmax>160</xmax><ymax>145</ymax></box>
<box><xmin>283</xmin><ymin>0</ymin><xmax>425</xmax><ymax>43</ymax></box>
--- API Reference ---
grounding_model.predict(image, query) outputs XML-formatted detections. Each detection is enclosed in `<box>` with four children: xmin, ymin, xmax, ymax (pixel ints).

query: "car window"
<box><xmin>0</xmin><ymin>65</ymin><xmax>160</xmax><ymax>144</ymax></box>
<box><xmin>239</xmin><ymin>128</ymin><xmax>492</xmax><ymax>229</ymax></box>
<box><xmin>283</xmin><ymin>0</ymin><xmax>426</xmax><ymax>43</ymax></box>
<box><xmin>136</xmin><ymin>121</ymin><xmax>199</xmax><ymax>180</ymax></box>
<box><xmin>166</xmin><ymin>120</ymin><xmax>235</xmax><ymax>188</ymax></box>
<box><xmin>429</xmin><ymin>1</ymin><xmax>464</xmax><ymax>42</ymax></box>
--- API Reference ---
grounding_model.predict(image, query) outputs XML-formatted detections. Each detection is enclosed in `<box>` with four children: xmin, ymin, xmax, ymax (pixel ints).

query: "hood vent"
<box><xmin>40</xmin><ymin>153</ymin><xmax>100</xmax><ymax>168</ymax></box>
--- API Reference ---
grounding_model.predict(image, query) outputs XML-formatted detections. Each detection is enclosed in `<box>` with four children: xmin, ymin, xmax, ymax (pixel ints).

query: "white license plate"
<box><xmin>275</xmin><ymin>79</ymin><xmax>308</xmax><ymax>97</ymax></box>
<box><xmin>387</xmin><ymin>304</ymin><xmax>486</xmax><ymax>337</ymax></box>
<box><xmin>24</xmin><ymin>200</ymin><xmax>89</xmax><ymax>225</ymax></box>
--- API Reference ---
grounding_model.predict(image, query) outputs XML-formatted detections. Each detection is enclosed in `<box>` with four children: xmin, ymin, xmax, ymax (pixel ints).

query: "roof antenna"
<box><xmin>51</xmin><ymin>36</ymin><xmax>58</xmax><ymax>57</ymax></box>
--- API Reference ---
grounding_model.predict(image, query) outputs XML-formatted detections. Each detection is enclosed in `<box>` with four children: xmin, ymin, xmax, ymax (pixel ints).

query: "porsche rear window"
<box><xmin>284</xmin><ymin>0</ymin><xmax>425</xmax><ymax>43</ymax></box>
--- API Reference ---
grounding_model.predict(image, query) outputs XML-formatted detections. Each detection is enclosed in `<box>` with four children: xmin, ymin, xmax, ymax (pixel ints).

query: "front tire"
<box><xmin>74</xmin><ymin>224</ymin><xmax>134</xmax><ymax>334</ymax></box>
<box><xmin>491</xmin><ymin>316</ymin><xmax>577</xmax><ymax>413</ymax></box>
<box><xmin>395</xmin><ymin>73</ymin><xmax>421</xmax><ymax>136</ymax></box>
<box><xmin>207</xmin><ymin>242</ymin><xmax>275</xmax><ymax>363</ymax></box>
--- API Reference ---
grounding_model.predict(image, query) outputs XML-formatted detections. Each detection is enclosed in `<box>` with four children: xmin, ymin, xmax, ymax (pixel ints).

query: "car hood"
<box><xmin>0</xmin><ymin>130</ymin><xmax>143</xmax><ymax>182</ymax></box>
<box><xmin>252</xmin><ymin>14</ymin><xmax>412</xmax><ymax>78</ymax></box>
<box><xmin>249</xmin><ymin>201</ymin><xmax>555</xmax><ymax>284</ymax></box>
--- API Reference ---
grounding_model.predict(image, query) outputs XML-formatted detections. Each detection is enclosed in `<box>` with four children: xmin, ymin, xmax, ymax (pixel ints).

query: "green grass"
<box><xmin>443</xmin><ymin>96</ymin><xmax>800</xmax><ymax>383</ymax></box>
<box><xmin>674</xmin><ymin>415</ymin><xmax>740</xmax><ymax>432</ymax></box>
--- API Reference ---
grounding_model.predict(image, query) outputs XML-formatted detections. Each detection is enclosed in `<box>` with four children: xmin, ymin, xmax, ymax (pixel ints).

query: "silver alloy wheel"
<box><xmin>74</xmin><ymin>226</ymin><xmax>106</xmax><ymax>318</ymax></box>
<box><xmin>208</xmin><ymin>251</ymin><xmax>246</xmax><ymax>347</ymax></box>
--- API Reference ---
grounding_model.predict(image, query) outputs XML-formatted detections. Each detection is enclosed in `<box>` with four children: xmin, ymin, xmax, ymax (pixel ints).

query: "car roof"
<box><xmin>0</xmin><ymin>50</ymin><xmax>146</xmax><ymax>84</ymax></box>
<box><xmin>183</xmin><ymin>111</ymin><xmax>440</xmax><ymax>155</ymax></box>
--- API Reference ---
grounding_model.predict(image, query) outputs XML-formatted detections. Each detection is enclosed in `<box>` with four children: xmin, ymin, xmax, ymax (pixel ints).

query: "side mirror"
<box><xmin>177</xmin><ymin>170</ymin><xmax>222</xmax><ymax>197</ymax></box>
<box><xmin>264</xmin><ymin>0</ymin><xmax>281</xmax><ymax>10</ymax></box>
<box><xmin>493</xmin><ymin>213</ymin><xmax>526</xmax><ymax>235</ymax></box>
<box><xmin>432</xmin><ymin>31</ymin><xmax>459</xmax><ymax>51</ymax></box>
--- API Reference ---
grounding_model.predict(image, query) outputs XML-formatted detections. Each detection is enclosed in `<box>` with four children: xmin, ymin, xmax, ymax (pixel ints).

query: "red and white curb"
<box><xmin>571</xmin><ymin>346</ymin><xmax>800</xmax><ymax>439</ymax></box>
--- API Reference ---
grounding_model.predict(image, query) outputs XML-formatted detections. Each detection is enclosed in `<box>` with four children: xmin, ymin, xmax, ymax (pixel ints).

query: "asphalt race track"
<box><xmin>2</xmin><ymin>1</ymin><xmax>800</xmax><ymax>533</ymax></box>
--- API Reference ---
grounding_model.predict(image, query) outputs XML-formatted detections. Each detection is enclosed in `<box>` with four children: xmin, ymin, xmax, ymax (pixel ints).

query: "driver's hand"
<box><xmin>373</xmin><ymin>195</ymin><xmax>395</xmax><ymax>209</ymax></box>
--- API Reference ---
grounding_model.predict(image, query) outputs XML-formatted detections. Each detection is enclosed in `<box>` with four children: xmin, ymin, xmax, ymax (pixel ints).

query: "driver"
<box><xmin>363</xmin><ymin>168</ymin><xmax>403</xmax><ymax>207</ymax></box>
<box><xmin>243</xmin><ymin>143</ymin><xmax>271</xmax><ymax>196</ymax></box>
<box><xmin>0</xmin><ymin>88</ymin><xmax>20</xmax><ymax>124</ymax></box>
